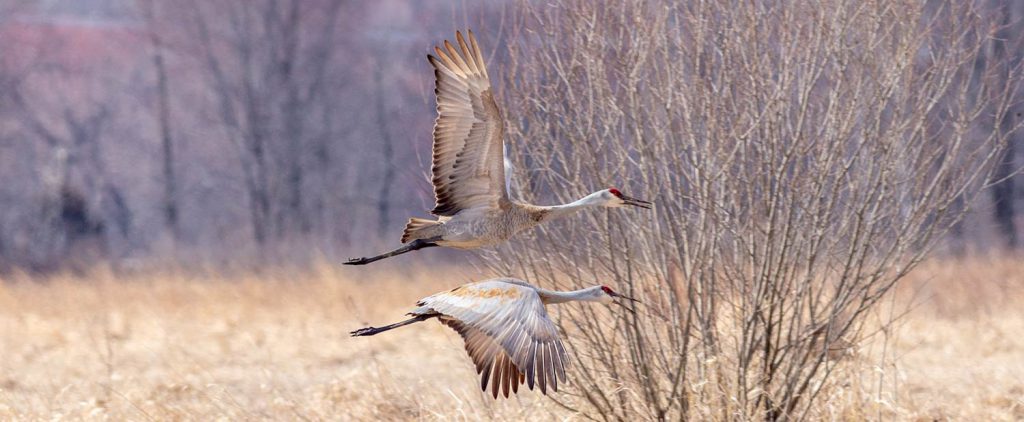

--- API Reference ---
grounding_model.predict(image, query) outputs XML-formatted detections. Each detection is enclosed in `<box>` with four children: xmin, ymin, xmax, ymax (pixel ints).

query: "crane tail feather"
<box><xmin>401</xmin><ymin>218</ymin><xmax>442</xmax><ymax>243</ymax></box>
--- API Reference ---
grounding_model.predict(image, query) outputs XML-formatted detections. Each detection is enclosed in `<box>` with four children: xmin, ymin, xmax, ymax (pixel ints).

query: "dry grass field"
<box><xmin>1</xmin><ymin>257</ymin><xmax>1022</xmax><ymax>421</ymax></box>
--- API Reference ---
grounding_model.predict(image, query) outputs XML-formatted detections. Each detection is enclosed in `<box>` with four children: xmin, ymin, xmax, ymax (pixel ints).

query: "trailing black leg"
<box><xmin>344</xmin><ymin>238</ymin><xmax>440</xmax><ymax>265</ymax></box>
<box><xmin>350</xmin><ymin>313</ymin><xmax>436</xmax><ymax>336</ymax></box>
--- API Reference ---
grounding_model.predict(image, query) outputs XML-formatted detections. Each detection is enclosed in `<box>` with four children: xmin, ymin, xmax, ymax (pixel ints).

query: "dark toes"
<box><xmin>351</xmin><ymin>327</ymin><xmax>375</xmax><ymax>336</ymax></box>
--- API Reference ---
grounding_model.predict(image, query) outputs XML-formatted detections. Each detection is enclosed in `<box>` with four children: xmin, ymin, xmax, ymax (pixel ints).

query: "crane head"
<box><xmin>600</xmin><ymin>285</ymin><xmax>641</xmax><ymax>305</ymax></box>
<box><xmin>605</xmin><ymin>188</ymin><xmax>652</xmax><ymax>209</ymax></box>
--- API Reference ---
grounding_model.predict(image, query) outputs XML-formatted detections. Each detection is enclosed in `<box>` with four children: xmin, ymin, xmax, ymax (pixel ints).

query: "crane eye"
<box><xmin>600</xmin><ymin>285</ymin><xmax>615</xmax><ymax>295</ymax></box>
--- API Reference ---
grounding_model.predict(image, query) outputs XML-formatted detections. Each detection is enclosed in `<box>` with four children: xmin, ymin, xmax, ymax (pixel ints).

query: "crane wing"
<box><xmin>427</xmin><ymin>30</ymin><xmax>509</xmax><ymax>216</ymax></box>
<box><xmin>439</xmin><ymin>319</ymin><xmax>526</xmax><ymax>398</ymax></box>
<box><xmin>418</xmin><ymin>280</ymin><xmax>568</xmax><ymax>398</ymax></box>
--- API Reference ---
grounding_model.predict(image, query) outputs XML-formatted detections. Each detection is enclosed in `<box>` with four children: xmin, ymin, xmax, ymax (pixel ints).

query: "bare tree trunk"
<box><xmin>141</xmin><ymin>0</ymin><xmax>179</xmax><ymax>241</ymax></box>
<box><xmin>192</xmin><ymin>0</ymin><xmax>273</xmax><ymax>246</ymax></box>
<box><xmin>246</xmin><ymin>122</ymin><xmax>272</xmax><ymax>246</ymax></box>
<box><xmin>280</xmin><ymin>0</ymin><xmax>308</xmax><ymax>235</ymax></box>
<box><xmin>989</xmin><ymin>2</ymin><xmax>1021</xmax><ymax>249</ymax></box>
<box><xmin>190</xmin><ymin>0</ymin><xmax>349</xmax><ymax>246</ymax></box>
<box><xmin>992</xmin><ymin>131</ymin><xmax>1018</xmax><ymax>248</ymax></box>
<box><xmin>284</xmin><ymin>113</ymin><xmax>307</xmax><ymax>234</ymax></box>
<box><xmin>373</xmin><ymin>60</ymin><xmax>395</xmax><ymax>237</ymax></box>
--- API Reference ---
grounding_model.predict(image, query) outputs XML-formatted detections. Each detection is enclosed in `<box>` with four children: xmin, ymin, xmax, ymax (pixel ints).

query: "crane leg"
<box><xmin>343</xmin><ymin>238</ymin><xmax>440</xmax><ymax>265</ymax></box>
<box><xmin>350</xmin><ymin>313</ymin><xmax>437</xmax><ymax>336</ymax></box>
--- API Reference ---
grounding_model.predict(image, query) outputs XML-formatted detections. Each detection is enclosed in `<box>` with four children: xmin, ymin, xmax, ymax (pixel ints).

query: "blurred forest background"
<box><xmin>0</xmin><ymin>0</ymin><xmax>509</xmax><ymax>272</ymax></box>
<box><xmin>0</xmin><ymin>0</ymin><xmax>1020</xmax><ymax>273</ymax></box>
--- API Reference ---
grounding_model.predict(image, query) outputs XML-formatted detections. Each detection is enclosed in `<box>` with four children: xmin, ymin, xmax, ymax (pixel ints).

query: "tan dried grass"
<box><xmin>0</xmin><ymin>257</ymin><xmax>1021</xmax><ymax>420</ymax></box>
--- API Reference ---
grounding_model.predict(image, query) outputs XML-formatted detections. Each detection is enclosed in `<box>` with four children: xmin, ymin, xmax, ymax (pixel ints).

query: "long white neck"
<box><xmin>542</xmin><ymin>191</ymin><xmax>605</xmax><ymax>221</ymax></box>
<box><xmin>537</xmin><ymin>286</ymin><xmax>603</xmax><ymax>304</ymax></box>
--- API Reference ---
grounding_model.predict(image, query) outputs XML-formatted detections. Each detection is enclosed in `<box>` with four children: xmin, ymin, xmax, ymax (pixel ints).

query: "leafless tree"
<box><xmin>487</xmin><ymin>0</ymin><xmax>1023</xmax><ymax>419</ymax></box>
<box><xmin>0</xmin><ymin>6</ymin><xmax>144</xmax><ymax>270</ymax></box>
<box><xmin>188</xmin><ymin>0</ymin><xmax>345</xmax><ymax>246</ymax></box>
<box><xmin>1</xmin><ymin>0</ymin><xmax>1018</xmax><ymax>275</ymax></box>
<box><xmin>12</xmin><ymin>84</ymin><xmax>124</xmax><ymax>269</ymax></box>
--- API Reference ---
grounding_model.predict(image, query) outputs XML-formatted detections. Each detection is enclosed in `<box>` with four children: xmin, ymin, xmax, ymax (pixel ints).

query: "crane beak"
<box><xmin>610</xmin><ymin>291</ymin><xmax>641</xmax><ymax>312</ymax></box>
<box><xmin>622</xmin><ymin>195</ymin><xmax>652</xmax><ymax>209</ymax></box>
<box><xmin>614</xmin><ymin>293</ymin><xmax>641</xmax><ymax>303</ymax></box>
<box><xmin>614</xmin><ymin>300</ymin><xmax>636</xmax><ymax>314</ymax></box>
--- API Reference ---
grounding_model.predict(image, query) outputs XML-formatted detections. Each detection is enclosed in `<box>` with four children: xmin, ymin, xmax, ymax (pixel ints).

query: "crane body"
<box><xmin>344</xmin><ymin>31</ymin><xmax>650</xmax><ymax>265</ymax></box>
<box><xmin>351</xmin><ymin>278</ymin><xmax>639</xmax><ymax>398</ymax></box>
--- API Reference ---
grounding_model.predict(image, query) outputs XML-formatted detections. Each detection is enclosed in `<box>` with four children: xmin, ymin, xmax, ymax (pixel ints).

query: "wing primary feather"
<box><xmin>540</xmin><ymin>344</ymin><xmax>551</xmax><ymax>393</ymax></box>
<box><xmin>469</xmin><ymin>335</ymin><xmax>487</xmax><ymax>372</ymax></box>
<box><xmin>491</xmin><ymin>354</ymin><xmax>503</xmax><ymax>399</ymax></box>
<box><xmin>433</xmin><ymin>46</ymin><xmax>462</xmax><ymax>76</ymax></box>
<box><xmin>512</xmin><ymin>368</ymin><xmax>521</xmax><ymax>394</ymax></box>
<box><xmin>525</xmin><ymin>340</ymin><xmax>537</xmax><ymax>390</ymax></box>
<box><xmin>467</xmin><ymin>30</ymin><xmax>488</xmax><ymax>79</ymax></box>
<box><xmin>480</xmin><ymin>358</ymin><xmax>493</xmax><ymax>392</ymax></box>
<box><xmin>455</xmin><ymin>31</ymin><xmax>478</xmax><ymax>75</ymax></box>
<box><xmin>551</xmin><ymin>344</ymin><xmax>560</xmax><ymax>392</ymax></box>
<box><xmin>443</xmin><ymin>39</ymin><xmax>472</xmax><ymax>75</ymax></box>
<box><xmin>537</xmin><ymin>345</ymin><xmax>548</xmax><ymax>395</ymax></box>
<box><xmin>555</xmin><ymin>340</ymin><xmax>568</xmax><ymax>382</ymax></box>
<box><xmin>547</xmin><ymin>343</ymin><xmax>557</xmax><ymax>392</ymax></box>
<box><xmin>501</xmin><ymin>354</ymin><xmax>512</xmax><ymax>398</ymax></box>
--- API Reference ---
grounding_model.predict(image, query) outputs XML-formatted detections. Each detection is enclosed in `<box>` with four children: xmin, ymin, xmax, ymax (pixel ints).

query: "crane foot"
<box><xmin>350</xmin><ymin>326</ymin><xmax>383</xmax><ymax>336</ymax></box>
<box><xmin>344</xmin><ymin>257</ymin><xmax>370</xmax><ymax>265</ymax></box>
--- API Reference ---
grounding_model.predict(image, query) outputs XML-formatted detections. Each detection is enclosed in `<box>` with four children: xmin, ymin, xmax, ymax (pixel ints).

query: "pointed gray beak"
<box><xmin>622</xmin><ymin>195</ymin><xmax>653</xmax><ymax>209</ymax></box>
<box><xmin>615</xmin><ymin>293</ymin><xmax>641</xmax><ymax>303</ymax></box>
<box><xmin>610</xmin><ymin>291</ymin><xmax>642</xmax><ymax>311</ymax></box>
<box><xmin>613</xmin><ymin>300</ymin><xmax>636</xmax><ymax>314</ymax></box>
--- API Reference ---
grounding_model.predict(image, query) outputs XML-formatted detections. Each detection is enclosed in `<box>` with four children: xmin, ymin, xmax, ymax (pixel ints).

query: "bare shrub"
<box><xmin>486</xmin><ymin>0</ymin><xmax>1023</xmax><ymax>419</ymax></box>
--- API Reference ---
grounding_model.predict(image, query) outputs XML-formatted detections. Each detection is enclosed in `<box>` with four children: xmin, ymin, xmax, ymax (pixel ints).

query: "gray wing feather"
<box><xmin>427</xmin><ymin>31</ymin><xmax>509</xmax><ymax>216</ymax></box>
<box><xmin>420</xmin><ymin>280</ymin><xmax>568</xmax><ymax>397</ymax></box>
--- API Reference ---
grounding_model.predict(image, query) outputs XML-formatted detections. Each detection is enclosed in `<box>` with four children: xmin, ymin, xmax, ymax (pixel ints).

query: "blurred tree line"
<box><xmin>0</xmin><ymin>0</ymin><xmax>504</xmax><ymax>271</ymax></box>
<box><xmin>0</xmin><ymin>0</ymin><xmax>1019</xmax><ymax>272</ymax></box>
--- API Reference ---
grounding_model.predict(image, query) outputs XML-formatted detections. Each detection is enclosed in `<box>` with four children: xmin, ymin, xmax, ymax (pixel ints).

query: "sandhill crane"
<box><xmin>345</xmin><ymin>30</ymin><xmax>651</xmax><ymax>265</ymax></box>
<box><xmin>350</xmin><ymin>277</ymin><xmax>639</xmax><ymax>398</ymax></box>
